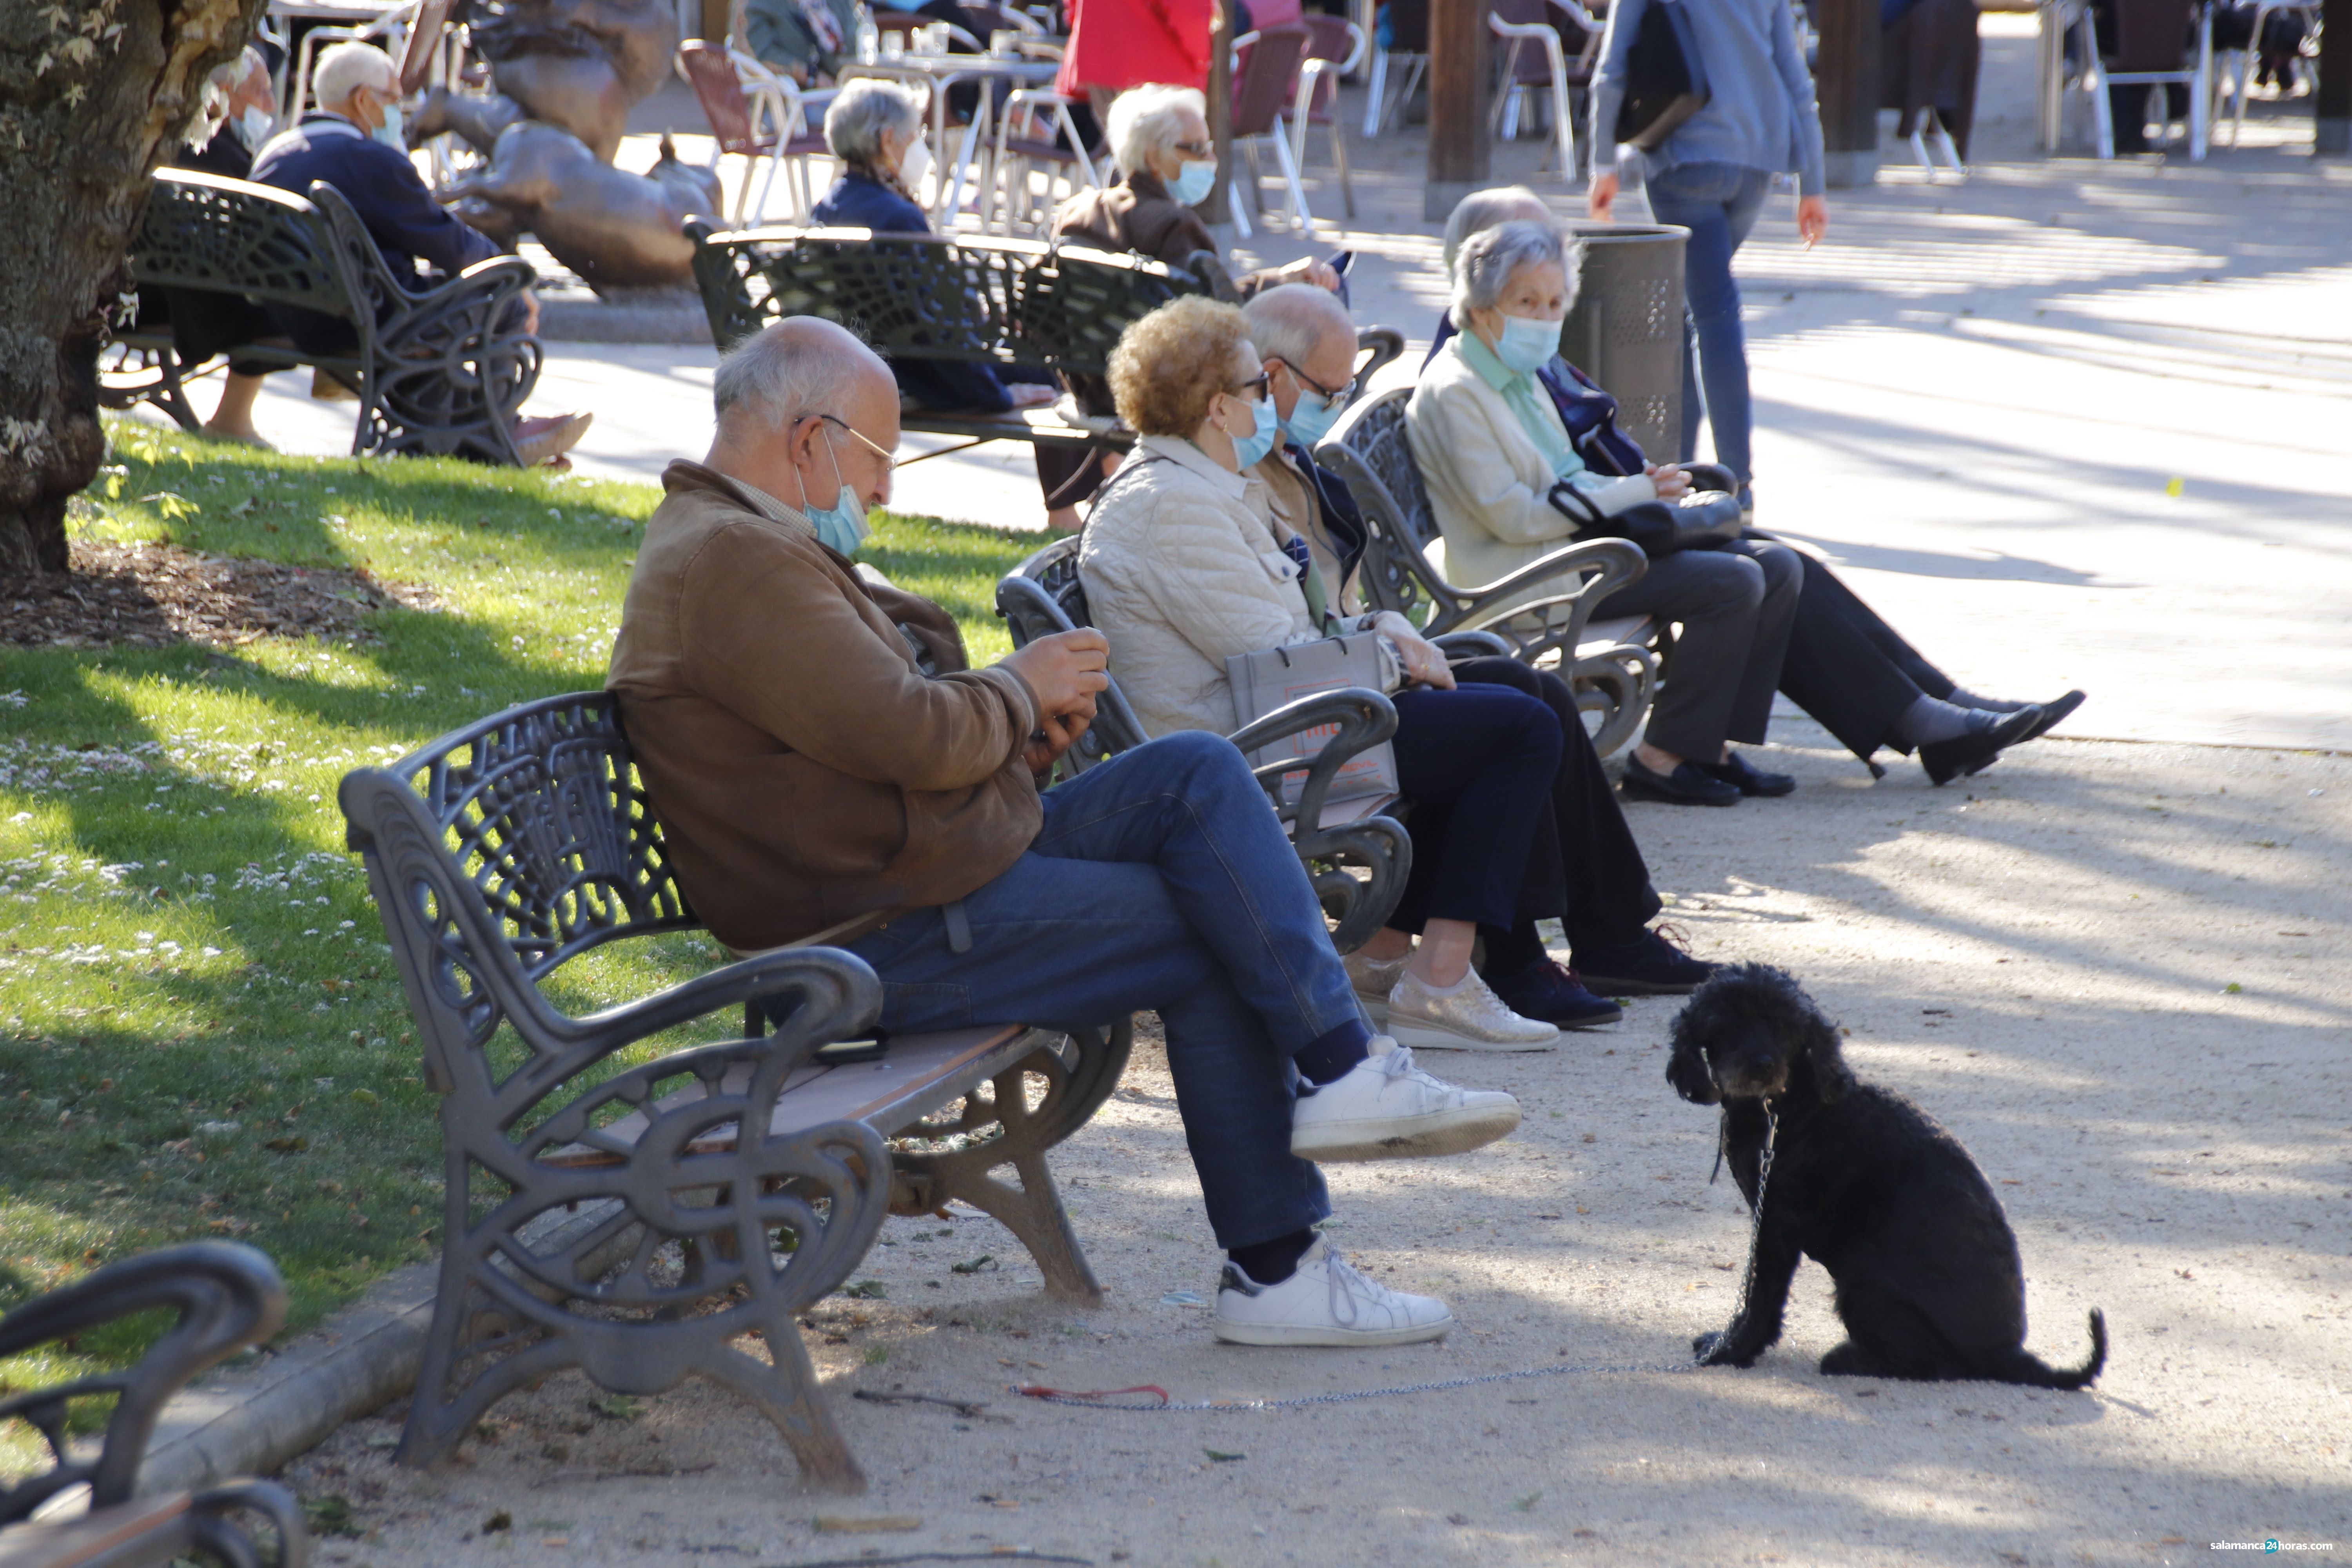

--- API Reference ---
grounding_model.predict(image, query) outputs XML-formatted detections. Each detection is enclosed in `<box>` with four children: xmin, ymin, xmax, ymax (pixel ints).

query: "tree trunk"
<box><xmin>0</xmin><ymin>0</ymin><xmax>266</xmax><ymax>586</ymax></box>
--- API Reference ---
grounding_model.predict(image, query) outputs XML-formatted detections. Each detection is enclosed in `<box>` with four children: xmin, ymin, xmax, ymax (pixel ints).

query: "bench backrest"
<box><xmin>134</xmin><ymin>169</ymin><xmax>378</xmax><ymax>331</ymax></box>
<box><xmin>1312</xmin><ymin>385</ymin><xmax>1453</xmax><ymax>624</ymax></box>
<box><xmin>687</xmin><ymin>224</ymin><xmax>1205</xmax><ymax>375</ymax></box>
<box><xmin>995</xmin><ymin>534</ymin><xmax>1152</xmax><ymax>768</ymax></box>
<box><xmin>340</xmin><ymin>693</ymin><xmax>695</xmax><ymax>1083</ymax></box>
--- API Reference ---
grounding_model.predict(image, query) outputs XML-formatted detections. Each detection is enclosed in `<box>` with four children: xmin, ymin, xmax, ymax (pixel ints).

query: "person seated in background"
<box><xmin>607</xmin><ymin>314</ymin><xmax>1521</xmax><ymax>1347</ymax></box>
<box><xmin>1241</xmin><ymin>283</ymin><xmax>1715</xmax><ymax>1002</ymax></box>
<box><xmin>1033</xmin><ymin>83</ymin><xmax>1339</xmax><ymax>530</ymax></box>
<box><xmin>1081</xmin><ymin>294</ymin><xmax>1697</xmax><ymax>1048</ymax></box>
<box><xmin>1415</xmin><ymin>207</ymin><xmax>2084</xmax><ymax>794</ymax></box>
<box><xmin>250</xmin><ymin>42</ymin><xmax>591</xmax><ymax>468</ymax></box>
<box><xmin>148</xmin><ymin>47</ymin><xmax>283</xmax><ymax>446</ymax></box>
<box><xmin>810</xmin><ymin>80</ymin><xmax>1058</xmax><ymax>419</ymax></box>
<box><xmin>744</xmin><ymin>0</ymin><xmax>866</xmax><ymax>86</ymax></box>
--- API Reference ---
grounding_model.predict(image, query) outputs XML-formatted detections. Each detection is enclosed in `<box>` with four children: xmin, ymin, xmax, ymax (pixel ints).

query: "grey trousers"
<box><xmin>1594</xmin><ymin>538</ymin><xmax>1802</xmax><ymax>759</ymax></box>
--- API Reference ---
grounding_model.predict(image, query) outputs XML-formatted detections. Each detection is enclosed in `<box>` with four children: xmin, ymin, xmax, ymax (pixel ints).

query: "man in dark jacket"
<box><xmin>250</xmin><ymin>42</ymin><xmax>590</xmax><ymax>466</ymax></box>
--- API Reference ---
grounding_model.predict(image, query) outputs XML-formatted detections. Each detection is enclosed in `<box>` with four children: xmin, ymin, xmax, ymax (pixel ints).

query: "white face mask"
<box><xmin>238</xmin><ymin>106</ymin><xmax>273</xmax><ymax>148</ymax></box>
<box><xmin>898</xmin><ymin>133</ymin><xmax>932</xmax><ymax>193</ymax></box>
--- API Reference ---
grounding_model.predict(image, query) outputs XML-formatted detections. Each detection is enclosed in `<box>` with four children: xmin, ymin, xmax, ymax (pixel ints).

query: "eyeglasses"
<box><xmin>818</xmin><ymin>413</ymin><xmax>902</xmax><ymax>471</ymax></box>
<box><xmin>1226</xmin><ymin>372</ymin><xmax>1271</xmax><ymax>402</ymax></box>
<box><xmin>1172</xmin><ymin>139</ymin><xmax>1214</xmax><ymax>159</ymax></box>
<box><xmin>1274</xmin><ymin>360</ymin><xmax>1354</xmax><ymax>408</ymax></box>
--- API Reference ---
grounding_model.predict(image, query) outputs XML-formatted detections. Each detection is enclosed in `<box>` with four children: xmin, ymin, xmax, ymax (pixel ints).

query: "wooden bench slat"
<box><xmin>0</xmin><ymin>1494</ymin><xmax>193</xmax><ymax>1568</ymax></box>
<box><xmin>540</xmin><ymin>1024</ymin><xmax>1034</xmax><ymax>1169</ymax></box>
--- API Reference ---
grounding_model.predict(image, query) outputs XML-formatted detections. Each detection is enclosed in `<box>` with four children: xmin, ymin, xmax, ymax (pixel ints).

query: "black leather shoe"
<box><xmin>1697</xmin><ymin>750</ymin><xmax>1796</xmax><ymax>797</ymax></box>
<box><xmin>2016</xmin><ymin>690</ymin><xmax>2085</xmax><ymax>743</ymax></box>
<box><xmin>1920</xmin><ymin>706</ymin><xmax>2044</xmax><ymax>786</ymax></box>
<box><xmin>1572</xmin><ymin>929</ymin><xmax>1717</xmax><ymax>996</ymax></box>
<box><xmin>1620</xmin><ymin>756</ymin><xmax>1742</xmax><ymax>806</ymax></box>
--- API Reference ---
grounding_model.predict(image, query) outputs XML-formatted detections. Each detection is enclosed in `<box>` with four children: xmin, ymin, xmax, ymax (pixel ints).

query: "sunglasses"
<box><xmin>1226</xmin><ymin>372</ymin><xmax>1271</xmax><ymax>401</ymax></box>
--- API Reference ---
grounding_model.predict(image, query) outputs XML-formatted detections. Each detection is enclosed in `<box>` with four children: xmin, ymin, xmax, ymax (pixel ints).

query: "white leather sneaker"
<box><xmin>1213</xmin><ymin>1236</ymin><xmax>1453</xmax><ymax>1347</ymax></box>
<box><xmin>1290</xmin><ymin>1036</ymin><xmax>1521</xmax><ymax>1163</ymax></box>
<box><xmin>1385</xmin><ymin>967</ymin><xmax>1561</xmax><ymax>1052</ymax></box>
<box><xmin>1343</xmin><ymin>949</ymin><xmax>1411</xmax><ymax>1023</ymax></box>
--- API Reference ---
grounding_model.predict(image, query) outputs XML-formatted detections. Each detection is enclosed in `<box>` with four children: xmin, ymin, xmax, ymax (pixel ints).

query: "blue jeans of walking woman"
<box><xmin>1644</xmin><ymin>161</ymin><xmax>1775</xmax><ymax>489</ymax></box>
<box><xmin>830</xmin><ymin>730</ymin><xmax>1363</xmax><ymax>1251</ymax></box>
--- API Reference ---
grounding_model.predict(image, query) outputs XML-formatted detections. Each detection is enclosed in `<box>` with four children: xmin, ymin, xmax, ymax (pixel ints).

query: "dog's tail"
<box><xmin>1999</xmin><ymin>1307</ymin><xmax>2108</xmax><ymax>1390</ymax></box>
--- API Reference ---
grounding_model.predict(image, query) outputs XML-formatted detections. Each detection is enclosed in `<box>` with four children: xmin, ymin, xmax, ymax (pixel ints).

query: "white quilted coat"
<box><xmin>1079</xmin><ymin>436</ymin><xmax>1332</xmax><ymax>738</ymax></box>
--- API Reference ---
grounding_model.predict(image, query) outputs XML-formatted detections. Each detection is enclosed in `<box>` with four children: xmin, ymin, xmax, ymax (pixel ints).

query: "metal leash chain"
<box><xmin>1018</xmin><ymin>1107</ymin><xmax>1782</xmax><ymax>1413</ymax></box>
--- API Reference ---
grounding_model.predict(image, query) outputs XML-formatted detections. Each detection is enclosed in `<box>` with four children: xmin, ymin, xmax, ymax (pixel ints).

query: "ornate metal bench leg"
<box><xmin>396</xmin><ymin>1279</ymin><xmax>577</xmax><ymax>1470</ymax></box>
<box><xmin>698</xmin><ymin>1315</ymin><xmax>866</xmax><ymax>1493</ymax></box>
<box><xmin>942</xmin><ymin>1146</ymin><xmax>1102</xmax><ymax>1305</ymax></box>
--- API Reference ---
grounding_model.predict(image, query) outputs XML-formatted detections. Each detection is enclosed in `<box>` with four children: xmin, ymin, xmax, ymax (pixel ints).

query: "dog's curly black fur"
<box><xmin>1669</xmin><ymin>963</ymin><xmax>2107</xmax><ymax>1388</ymax></box>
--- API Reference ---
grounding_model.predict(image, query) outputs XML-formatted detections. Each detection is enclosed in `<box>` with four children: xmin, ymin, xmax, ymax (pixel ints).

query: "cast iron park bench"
<box><xmin>102</xmin><ymin>168</ymin><xmax>542</xmax><ymax>466</ymax></box>
<box><xmin>0</xmin><ymin>1242</ymin><xmax>308</xmax><ymax>1568</ymax></box>
<box><xmin>1315</xmin><ymin>386</ymin><xmax>1661</xmax><ymax>759</ymax></box>
<box><xmin>686</xmin><ymin>223</ymin><xmax>1405</xmax><ymax>460</ymax></box>
<box><xmin>338</xmin><ymin>693</ymin><xmax>1129</xmax><ymax>1492</ymax></box>
<box><xmin>995</xmin><ymin>535</ymin><xmax>1411</xmax><ymax>953</ymax></box>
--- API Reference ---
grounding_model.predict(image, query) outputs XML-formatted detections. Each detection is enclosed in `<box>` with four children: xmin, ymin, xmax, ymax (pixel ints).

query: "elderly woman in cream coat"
<box><xmin>1406</xmin><ymin>218</ymin><xmax>1808</xmax><ymax>807</ymax></box>
<box><xmin>1083</xmin><ymin>296</ymin><xmax>1646</xmax><ymax>1053</ymax></box>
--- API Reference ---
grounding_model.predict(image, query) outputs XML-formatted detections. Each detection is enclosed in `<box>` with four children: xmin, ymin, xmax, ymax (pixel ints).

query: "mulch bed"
<box><xmin>0</xmin><ymin>540</ymin><xmax>443</xmax><ymax>649</ymax></box>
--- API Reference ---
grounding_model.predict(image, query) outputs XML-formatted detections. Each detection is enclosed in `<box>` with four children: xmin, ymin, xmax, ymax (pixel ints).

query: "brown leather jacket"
<box><xmin>1052</xmin><ymin>169</ymin><xmax>1222</xmax><ymax>272</ymax></box>
<box><xmin>606</xmin><ymin>461</ymin><xmax>1043</xmax><ymax>951</ymax></box>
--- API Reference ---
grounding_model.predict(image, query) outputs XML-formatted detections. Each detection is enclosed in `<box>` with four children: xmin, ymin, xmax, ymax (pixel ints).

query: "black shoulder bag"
<box><xmin>1613</xmin><ymin>0</ymin><xmax>1711</xmax><ymax>151</ymax></box>
<box><xmin>1546</xmin><ymin>478</ymin><xmax>1744</xmax><ymax>559</ymax></box>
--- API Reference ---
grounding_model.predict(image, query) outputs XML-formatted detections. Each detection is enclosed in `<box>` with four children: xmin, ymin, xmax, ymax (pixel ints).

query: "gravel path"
<box><xmin>285</xmin><ymin>717</ymin><xmax>2352</xmax><ymax>1567</ymax></box>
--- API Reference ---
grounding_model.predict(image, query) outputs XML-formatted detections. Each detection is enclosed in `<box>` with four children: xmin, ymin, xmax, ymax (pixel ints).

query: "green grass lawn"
<box><xmin>0</xmin><ymin>420</ymin><xmax>1035</xmax><ymax>1406</ymax></box>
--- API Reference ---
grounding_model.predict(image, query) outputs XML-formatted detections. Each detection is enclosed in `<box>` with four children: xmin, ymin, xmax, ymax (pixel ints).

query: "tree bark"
<box><xmin>0</xmin><ymin>0</ymin><xmax>265</xmax><ymax>586</ymax></box>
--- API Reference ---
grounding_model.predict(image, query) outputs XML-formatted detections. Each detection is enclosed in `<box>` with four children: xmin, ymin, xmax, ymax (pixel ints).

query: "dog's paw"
<box><xmin>1692</xmin><ymin>1330</ymin><xmax>1755</xmax><ymax>1368</ymax></box>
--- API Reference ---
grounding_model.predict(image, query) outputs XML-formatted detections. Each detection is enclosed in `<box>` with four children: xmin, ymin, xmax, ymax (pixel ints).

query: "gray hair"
<box><xmin>1107</xmin><ymin>83</ymin><xmax>1205</xmax><ymax>178</ymax></box>
<box><xmin>712</xmin><ymin>319</ymin><xmax>868</xmax><ymax>435</ymax></box>
<box><xmin>824</xmin><ymin>78</ymin><xmax>924</xmax><ymax>168</ymax></box>
<box><xmin>1243</xmin><ymin>283</ymin><xmax>1353</xmax><ymax>375</ymax></box>
<box><xmin>193</xmin><ymin>46</ymin><xmax>269</xmax><ymax>145</ymax></box>
<box><xmin>1441</xmin><ymin>185</ymin><xmax>1550</xmax><ymax>272</ymax></box>
<box><xmin>1451</xmin><ymin>218</ymin><xmax>1583</xmax><ymax>319</ymax></box>
<box><xmin>312</xmin><ymin>42</ymin><xmax>395</xmax><ymax>111</ymax></box>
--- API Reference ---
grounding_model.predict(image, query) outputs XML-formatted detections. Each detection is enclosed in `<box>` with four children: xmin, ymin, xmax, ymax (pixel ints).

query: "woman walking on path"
<box><xmin>1586</xmin><ymin>0</ymin><xmax>1828</xmax><ymax>514</ymax></box>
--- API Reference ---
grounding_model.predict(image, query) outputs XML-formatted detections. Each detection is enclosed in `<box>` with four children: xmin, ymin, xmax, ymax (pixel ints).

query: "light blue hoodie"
<box><xmin>1587</xmin><ymin>0</ymin><xmax>1828</xmax><ymax>196</ymax></box>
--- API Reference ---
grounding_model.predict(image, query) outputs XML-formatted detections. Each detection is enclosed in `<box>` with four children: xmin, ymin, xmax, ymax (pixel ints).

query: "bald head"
<box><xmin>1443</xmin><ymin>186</ymin><xmax>1552</xmax><ymax>272</ymax></box>
<box><xmin>708</xmin><ymin>316</ymin><xmax>901</xmax><ymax>517</ymax></box>
<box><xmin>1244</xmin><ymin>283</ymin><xmax>1356</xmax><ymax>433</ymax></box>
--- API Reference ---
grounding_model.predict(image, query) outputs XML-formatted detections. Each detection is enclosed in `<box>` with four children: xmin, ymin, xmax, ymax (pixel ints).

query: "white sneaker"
<box><xmin>1343</xmin><ymin>949</ymin><xmax>1411</xmax><ymax>1023</ymax></box>
<box><xmin>1213</xmin><ymin>1236</ymin><xmax>1452</xmax><ymax>1347</ymax></box>
<box><xmin>1290</xmin><ymin>1037</ymin><xmax>1521</xmax><ymax>1163</ymax></box>
<box><xmin>1385</xmin><ymin>967</ymin><xmax>1561</xmax><ymax>1052</ymax></box>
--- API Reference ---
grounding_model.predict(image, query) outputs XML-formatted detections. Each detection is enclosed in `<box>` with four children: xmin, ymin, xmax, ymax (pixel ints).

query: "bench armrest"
<box><xmin>1227</xmin><ymin>684</ymin><xmax>1398</xmax><ymax>834</ymax></box>
<box><xmin>1431</xmin><ymin>629</ymin><xmax>1513</xmax><ymax>660</ymax></box>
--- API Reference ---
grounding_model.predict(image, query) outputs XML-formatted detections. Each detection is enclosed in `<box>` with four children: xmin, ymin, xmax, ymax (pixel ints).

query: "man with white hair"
<box><xmin>608</xmin><ymin>315</ymin><xmax>1523</xmax><ymax>1348</ymax></box>
<box><xmin>1243</xmin><ymin>283</ymin><xmax>1714</xmax><ymax>1003</ymax></box>
<box><xmin>250</xmin><ymin>42</ymin><xmax>588</xmax><ymax>466</ymax></box>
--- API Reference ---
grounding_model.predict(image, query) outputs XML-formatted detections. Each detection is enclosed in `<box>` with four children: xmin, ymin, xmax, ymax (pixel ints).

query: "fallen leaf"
<box><xmin>1203</xmin><ymin>1449</ymin><xmax>1246</xmax><ymax>1463</ymax></box>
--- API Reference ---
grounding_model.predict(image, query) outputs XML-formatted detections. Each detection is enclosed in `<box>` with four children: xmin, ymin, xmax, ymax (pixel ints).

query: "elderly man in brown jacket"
<box><xmin>607</xmin><ymin>317</ymin><xmax>1519</xmax><ymax>1349</ymax></box>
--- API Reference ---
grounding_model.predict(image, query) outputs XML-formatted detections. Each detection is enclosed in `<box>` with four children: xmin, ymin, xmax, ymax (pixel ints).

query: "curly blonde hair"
<box><xmin>1108</xmin><ymin>296</ymin><xmax>1252</xmax><ymax>439</ymax></box>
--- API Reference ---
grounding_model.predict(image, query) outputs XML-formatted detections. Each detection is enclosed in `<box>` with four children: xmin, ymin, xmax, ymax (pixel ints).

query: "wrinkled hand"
<box><xmin>1023</xmin><ymin>708</ymin><xmax>1093</xmax><ymax>775</ymax></box>
<box><xmin>1648</xmin><ymin>461</ymin><xmax>1691</xmax><ymax>501</ymax></box>
<box><xmin>1588</xmin><ymin>171</ymin><xmax>1619</xmax><ymax>222</ymax></box>
<box><xmin>521</xmin><ymin>289</ymin><xmax>541</xmax><ymax>336</ymax></box>
<box><xmin>1000</xmin><ymin>627</ymin><xmax>1109</xmax><ymax>730</ymax></box>
<box><xmin>1797</xmin><ymin>194</ymin><xmax>1828</xmax><ymax>249</ymax></box>
<box><xmin>1272</xmin><ymin>256</ymin><xmax>1342</xmax><ymax>292</ymax></box>
<box><xmin>1007</xmin><ymin>381</ymin><xmax>1059</xmax><ymax>408</ymax></box>
<box><xmin>1375</xmin><ymin>612</ymin><xmax>1455</xmax><ymax>690</ymax></box>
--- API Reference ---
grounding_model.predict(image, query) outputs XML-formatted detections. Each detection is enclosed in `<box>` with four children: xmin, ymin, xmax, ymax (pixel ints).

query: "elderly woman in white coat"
<box><xmin>1081</xmin><ymin>296</ymin><xmax>1633</xmax><ymax>1051</ymax></box>
<box><xmin>1406</xmin><ymin>218</ymin><xmax>1807</xmax><ymax>808</ymax></box>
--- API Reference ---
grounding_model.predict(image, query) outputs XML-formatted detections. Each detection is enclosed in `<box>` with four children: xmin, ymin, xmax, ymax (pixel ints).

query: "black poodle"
<box><xmin>1667</xmin><ymin>963</ymin><xmax>2107</xmax><ymax>1388</ymax></box>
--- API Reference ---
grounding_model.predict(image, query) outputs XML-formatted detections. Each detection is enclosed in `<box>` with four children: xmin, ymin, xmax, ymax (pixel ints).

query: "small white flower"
<box><xmin>339</xmin><ymin>920</ymin><xmax>355</xmax><ymax>929</ymax></box>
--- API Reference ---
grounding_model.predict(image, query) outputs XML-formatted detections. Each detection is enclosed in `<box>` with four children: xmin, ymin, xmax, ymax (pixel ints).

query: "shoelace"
<box><xmin>1373</xmin><ymin>1043</ymin><xmax>1466</xmax><ymax>1102</ymax></box>
<box><xmin>1319</xmin><ymin>1247</ymin><xmax>1395</xmax><ymax>1329</ymax></box>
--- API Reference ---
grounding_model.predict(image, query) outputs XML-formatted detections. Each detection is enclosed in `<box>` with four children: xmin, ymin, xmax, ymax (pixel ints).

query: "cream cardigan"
<box><xmin>1406</xmin><ymin>335</ymin><xmax>1653</xmax><ymax>617</ymax></box>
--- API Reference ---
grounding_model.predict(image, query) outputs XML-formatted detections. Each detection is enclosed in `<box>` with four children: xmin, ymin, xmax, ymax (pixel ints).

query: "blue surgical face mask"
<box><xmin>1169</xmin><ymin>158</ymin><xmax>1216</xmax><ymax>207</ymax></box>
<box><xmin>1494</xmin><ymin>312</ymin><xmax>1561</xmax><ymax>375</ymax></box>
<box><xmin>1228</xmin><ymin>393</ymin><xmax>1279</xmax><ymax>470</ymax></box>
<box><xmin>372</xmin><ymin>100</ymin><xmax>405</xmax><ymax>150</ymax></box>
<box><xmin>796</xmin><ymin>433</ymin><xmax>871</xmax><ymax>555</ymax></box>
<box><xmin>1278</xmin><ymin>379</ymin><xmax>1344</xmax><ymax>450</ymax></box>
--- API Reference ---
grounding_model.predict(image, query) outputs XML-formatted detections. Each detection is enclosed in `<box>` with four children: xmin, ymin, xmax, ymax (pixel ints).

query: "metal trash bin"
<box><xmin>1556</xmin><ymin>221</ymin><xmax>1689</xmax><ymax>463</ymax></box>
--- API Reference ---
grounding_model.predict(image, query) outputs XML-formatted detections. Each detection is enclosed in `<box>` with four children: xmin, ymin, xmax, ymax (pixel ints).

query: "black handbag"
<box><xmin>1613</xmin><ymin>0</ymin><xmax>1710</xmax><ymax>151</ymax></box>
<box><xmin>1548</xmin><ymin>480</ymin><xmax>1744</xmax><ymax>559</ymax></box>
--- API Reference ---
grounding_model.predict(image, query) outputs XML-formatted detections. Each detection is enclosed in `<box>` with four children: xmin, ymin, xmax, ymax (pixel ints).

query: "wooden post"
<box><xmin>2319</xmin><ymin>0</ymin><xmax>2352</xmax><ymax>153</ymax></box>
<box><xmin>1814</xmin><ymin>0</ymin><xmax>1881</xmax><ymax>187</ymax></box>
<box><xmin>1203</xmin><ymin>0</ymin><xmax>1235</xmax><ymax>224</ymax></box>
<box><xmin>1423</xmin><ymin>0</ymin><xmax>1490</xmax><ymax>220</ymax></box>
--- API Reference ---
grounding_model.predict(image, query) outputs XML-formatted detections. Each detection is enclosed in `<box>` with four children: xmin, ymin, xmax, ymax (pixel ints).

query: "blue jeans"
<box><xmin>836</xmin><ymin>731</ymin><xmax>1357</xmax><ymax>1250</ymax></box>
<box><xmin>1644</xmin><ymin>161</ymin><xmax>1775</xmax><ymax>488</ymax></box>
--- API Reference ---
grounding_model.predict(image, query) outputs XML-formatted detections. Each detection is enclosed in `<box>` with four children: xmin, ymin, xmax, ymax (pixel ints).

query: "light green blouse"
<box><xmin>1457</xmin><ymin>328</ymin><xmax>1586</xmax><ymax>484</ymax></box>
